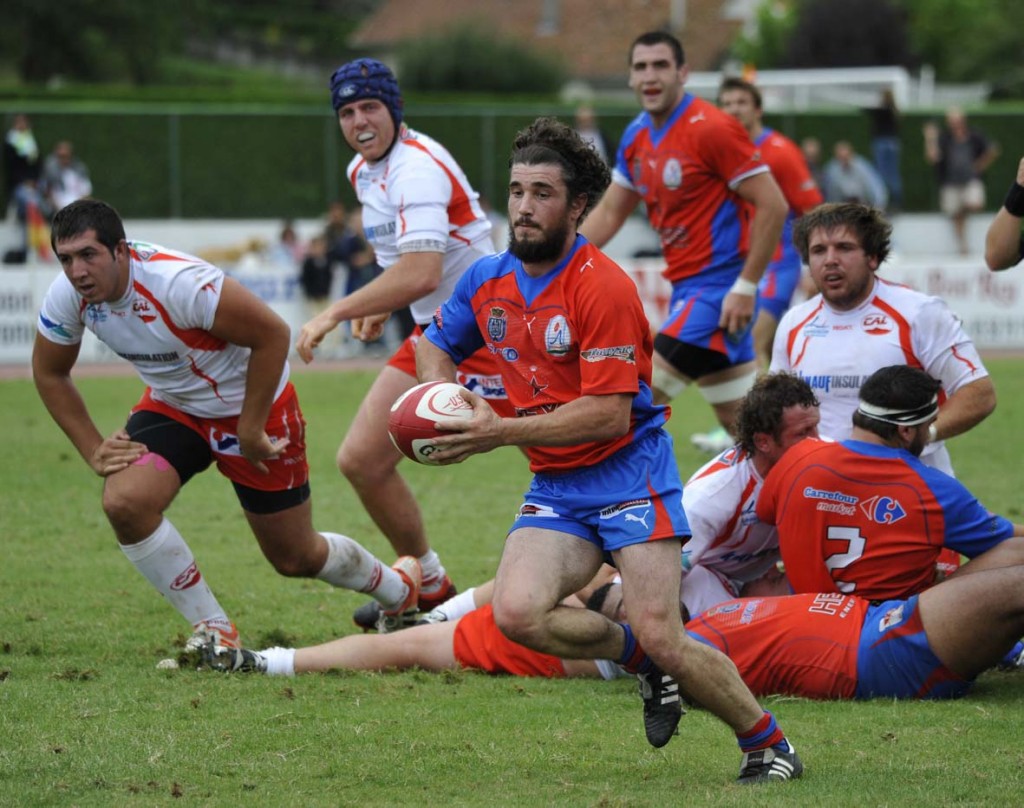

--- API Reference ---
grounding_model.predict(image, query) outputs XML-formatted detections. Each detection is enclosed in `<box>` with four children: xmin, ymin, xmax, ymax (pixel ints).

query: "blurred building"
<box><xmin>351</xmin><ymin>0</ymin><xmax>752</xmax><ymax>86</ymax></box>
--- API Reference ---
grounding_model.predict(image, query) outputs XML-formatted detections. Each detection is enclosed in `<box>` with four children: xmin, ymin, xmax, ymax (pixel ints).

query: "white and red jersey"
<box><xmin>347</xmin><ymin>124</ymin><xmax>494</xmax><ymax>325</ymax></box>
<box><xmin>770</xmin><ymin>277</ymin><xmax>988</xmax><ymax>474</ymax></box>
<box><xmin>37</xmin><ymin>241</ymin><xmax>288</xmax><ymax>419</ymax></box>
<box><xmin>682</xmin><ymin>447</ymin><xmax>780</xmax><ymax>604</ymax></box>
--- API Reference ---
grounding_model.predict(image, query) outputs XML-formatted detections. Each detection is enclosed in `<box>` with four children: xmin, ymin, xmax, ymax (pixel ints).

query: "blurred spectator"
<box><xmin>800</xmin><ymin>136</ymin><xmax>826</xmax><ymax>193</ymax></box>
<box><xmin>266</xmin><ymin>219</ymin><xmax>303</xmax><ymax>267</ymax></box>
<box><xmin>924</xmin><ymin>107</ymin><xmax>1000</xmax><ymax>256</ymax></box>
<box><xmin>297</xmin><ymin>234</ymin><xmax>340</xmax><ymax>355</ymax></box>
<box><xmin>822</xmin><ymin>140</ymin><xmax>888</xmax><ymax>209</ymax></box>
<box><xmin>2</xmin><ymin>113</ymin><xmax>42</xmax><ymax>262</ymax></box>
<box><xmin>336</xmin><ymin>206</ymin><xmax>377</xmax><ymax>294</ymax></box>
<box><xmin>865</xmin><ymin>90</ymin><xmax>902</xmax><ymax>211</ymax></box>
<box><xmin>572</xmin><ymin>105</ymin><xmax>614</xmax><ymax>165</ymax></box>
<box><xmin>40</xmin><ymin>140</ymin><xmax>92</xmax><ymax>215</ymax></box>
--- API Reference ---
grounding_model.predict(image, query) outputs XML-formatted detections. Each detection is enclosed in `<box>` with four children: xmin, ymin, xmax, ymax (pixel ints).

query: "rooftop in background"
<box><xmin>350</xmin><ymin>0</ymin><xmax>746</xmax><ymax>88</ymax></box>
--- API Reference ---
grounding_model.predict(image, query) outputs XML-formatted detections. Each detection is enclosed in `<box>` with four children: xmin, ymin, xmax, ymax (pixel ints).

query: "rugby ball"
<box><xmin>388</xmin><ymin>381</ymin><xmax>474</xmax><ymax>464</ymax></box>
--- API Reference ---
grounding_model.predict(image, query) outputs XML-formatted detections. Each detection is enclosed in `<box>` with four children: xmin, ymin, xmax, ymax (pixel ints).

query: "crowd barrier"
<box><xmin>3</xmin><ymin>254</ymin><xmax>1021</xmax><ymax>369</ymax></box>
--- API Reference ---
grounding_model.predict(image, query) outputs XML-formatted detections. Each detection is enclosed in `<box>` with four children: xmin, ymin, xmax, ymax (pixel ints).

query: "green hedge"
<box><xmin>4</xmin><ymin>103</ymin><xmax>1021</xmax><ymax>218</ymax></box>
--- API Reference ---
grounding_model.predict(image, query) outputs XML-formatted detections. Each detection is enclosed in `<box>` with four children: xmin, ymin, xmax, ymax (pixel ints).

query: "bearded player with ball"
<box><xmin>412</xmin><ymin>117</ymin><xmax>804</xmax><ymax>784</ymax></box>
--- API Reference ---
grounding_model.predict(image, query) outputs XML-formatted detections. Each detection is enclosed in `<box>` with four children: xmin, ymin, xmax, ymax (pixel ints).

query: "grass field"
<box><xmin>3</xmin><ymin>360</ymin><xmax>1024</xmax><ymax>806</ymax></box>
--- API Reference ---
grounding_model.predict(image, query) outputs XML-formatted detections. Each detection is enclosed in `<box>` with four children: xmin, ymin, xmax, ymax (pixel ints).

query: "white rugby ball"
<box><xmin>387</xmin><ymin>381</ymin><xmax>473</xmax><ymax>464</ymax></box>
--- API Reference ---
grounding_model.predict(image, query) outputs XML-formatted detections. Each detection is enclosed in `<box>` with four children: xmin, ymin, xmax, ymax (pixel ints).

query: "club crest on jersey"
<box><xmin>85</xmin><ymin>305</ymin><xmax>108</xmax><ymax>324</ymax></box>
<box><xmin>131</xmin><ymin>242</ymin><xmax>159</xmax><ymax>260</ymax></box>
<box><xmin>862</xmin><ymin>314</ymin><xmax>893</xmax><ymax>335</ymax></box>
<box><xmin>487</xmin><ymin>306</ymin><xmax>507</xmax><ymax>342</ymax></box>
<box><xmin>544</xmin><ymin>315</ymin><xmax>571</xmax><ymax>355</ymax></box>
<box><xmin>878</xmin><ymin>603</ymin><xmax>905</xmax><ymax>631</ymax></box>
<box><xmin>662</xmin><ymin>158</ymin><xmax>683</xmax><ymax>190</ymax></box>
<box><xmin>860</xmin><ymin>495</ymin><xmax>907</xmax><ymax>524</ymax></box>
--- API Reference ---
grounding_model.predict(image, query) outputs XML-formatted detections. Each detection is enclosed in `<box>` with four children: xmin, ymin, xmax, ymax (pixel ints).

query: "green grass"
<box><xmin>3</xmin><ymin>360</ymin><xmax>1024</xmax><ymax>806</ymax></box>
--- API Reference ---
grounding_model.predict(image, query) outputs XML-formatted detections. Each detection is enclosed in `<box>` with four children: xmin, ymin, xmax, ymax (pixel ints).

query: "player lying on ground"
<box><xmin>207</xmin><ymin>544</ymin><xmax>1024</xmax><ymax>700</ymax></box>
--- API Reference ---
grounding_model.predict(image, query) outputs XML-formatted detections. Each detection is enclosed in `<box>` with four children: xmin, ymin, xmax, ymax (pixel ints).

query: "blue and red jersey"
<box><xmin>423</xmin><ymin>235</ymin><xmax>667</xmax><ymax>473</ymax></box>
<box><xmin>754</xmin><ymin>127</ymin><xmax>823</xmax><ymax>267</ymax></box>
<box><xmin>757</xmin><ymin>438</ymin><xmax>1014</xmax><ymax>600</ymax></box>
<box><xmin>612</xmin><ymin>94</ymin><xmax>769</xmax><ymax>284</ymax></box>
<box><xmin>686</xmin><ymin>592</ymin><xmax>864</xmax><ymax>699</ymax></box>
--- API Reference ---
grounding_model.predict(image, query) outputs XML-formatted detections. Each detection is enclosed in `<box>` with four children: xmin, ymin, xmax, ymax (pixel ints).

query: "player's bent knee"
<box><xmin>698</xmin><ymin>370</ymin><xmax>757</xmax><ymax>405</ymax></box>
<box><xmin>491</xmin><ymin>599</ymin><xmax>541</xmax><ymax>646</ymax></box>
<box><xmin>337</xmin><ymin>440</ymin><xmax>399</xmax><ymax>484</ymax></box>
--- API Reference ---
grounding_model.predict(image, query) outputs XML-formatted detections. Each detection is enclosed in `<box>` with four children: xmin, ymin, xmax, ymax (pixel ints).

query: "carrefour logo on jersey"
<box><xmin>859</xmin><ymin>495</ymin><xmax>906</xmax><ymax>524</ymax></box>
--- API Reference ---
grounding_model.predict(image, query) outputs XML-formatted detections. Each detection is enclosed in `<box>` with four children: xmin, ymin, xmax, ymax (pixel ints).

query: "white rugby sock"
<box><xmin>433</xmin><ymin>587</ymin><xmax>478</xmax><ymax>621</ymax></box>
<box><xmin>418</xmin><ymin>549</ymin><xmax>446</xmax><ymax>592</ymax></box>
<box><xmin>259</xmin><ymin>647</ymin><xmax>296</xmax><ymax>677</ymax></box>
<box><xmin>316</xmin><ymin>532</ymin><xmax>407</xmax><ymax>609</ymax></box>
<box><xmin>119</xmin><ymin>518</ymin><xmax>231</xmax><ymax>628</ymax></box>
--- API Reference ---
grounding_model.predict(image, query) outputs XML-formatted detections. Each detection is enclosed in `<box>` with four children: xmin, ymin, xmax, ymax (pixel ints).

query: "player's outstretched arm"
<box><xmin>295</xmin><ymin>251</ymin><xmax>443</xmax><ymax>362</ymax></box>
<box><xmin>32</xmin><ymin>333</ymin><xmax>146</xmax><ymax>475</ymax></box>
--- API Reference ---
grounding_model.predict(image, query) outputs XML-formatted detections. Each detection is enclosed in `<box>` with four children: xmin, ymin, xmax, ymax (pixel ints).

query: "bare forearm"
<box><xmin>496</xmin><ymin>395</ymin><xmax>631</xmax><ymax>448</ymax></box>
<box><xmin>35</xmin><ymin>374</ymin><xmax>104</xmax><ymax>465</ymax></box>
<box><xmin>934</xmin><ymin>378</ymin><xmax>996</xmax><ymax>441</ymax></box>
<box><xmin>415</xmin><ymin>337</ymin><xmax>459</xmax><ymax>383</ymax></box>
<box><xmin>740</xmin><ymin>202</ymin><xmax>785</xmax><ymax>284</ymax></box>
<box><xmin>324</xmin><ymin>253</ymin><xmax>442</xmax><ymax>324</ymax></box>
<box><xmin>985</xmin><ymin>208</ymin><xmax>1023</xmax><ymax>271</ymax></box>
<box><xmin>237</xmin><ymin>339</ymin><xmax>289</xmax><ymax>438</ymax></box>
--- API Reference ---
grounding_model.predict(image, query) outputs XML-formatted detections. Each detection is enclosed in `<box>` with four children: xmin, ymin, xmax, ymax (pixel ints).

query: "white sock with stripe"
<box><xmin>119</xmin><ymin>517</ymin><xmax>231</xmax><ymax>629</ymax></box>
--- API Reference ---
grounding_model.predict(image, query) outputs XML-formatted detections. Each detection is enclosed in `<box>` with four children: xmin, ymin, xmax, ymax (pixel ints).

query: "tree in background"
<box><xmin>1</xmin><ymin>0</ymin><xmax>187</xmax><ymax>84</ymax></box>
<box><xmin>902</xmin><ymin>0</ymin><xmax>1024</xmax><ymax>98</ymax></box>
<box><xmin>732</xmin><ymin>0</ymin><xmax>1023</xmax><ymax>98</ymax></box>
<box><xmin>396</xmin><ymin>25</ymin><xmax>565</xmax><ymax>95</ymax></box>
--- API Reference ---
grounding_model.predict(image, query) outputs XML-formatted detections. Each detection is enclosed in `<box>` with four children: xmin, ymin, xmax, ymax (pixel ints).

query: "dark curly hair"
<box><xmin>50</xmin><ymin>198</ymin><xmax>126</xmax><ymax>256</ymax></box>
<box><xmin>735</xmin><ymin>372</ymin><xmax>819</xmax><ymax>455</ymax></box>
<box><xmin>793</xmin><ymin>202</ymin><xmax>892</xmax><ymax>265</ymax></box>
<box><xmin>509</xmin><ymin>116</ymin><xmax>611</xmax><ymax>224</ymax></box>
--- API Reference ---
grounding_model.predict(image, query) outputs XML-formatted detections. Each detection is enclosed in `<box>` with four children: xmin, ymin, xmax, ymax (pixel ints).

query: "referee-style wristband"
<box><xmin>1004</xmin><ymin>182</ymin><xmax>1024</xmax><ymax>217</ymax></box>
<box><xmin>729</xmin><ymin>277</ymin><xmax>758</xmax><ymax>297</ymax></box>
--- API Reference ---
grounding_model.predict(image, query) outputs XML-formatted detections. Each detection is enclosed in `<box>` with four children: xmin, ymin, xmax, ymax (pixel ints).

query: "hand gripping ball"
<box><xmin>387</xmin><ymin>381</ymin><xmax>473</xmax><ymax>464</ymax></box>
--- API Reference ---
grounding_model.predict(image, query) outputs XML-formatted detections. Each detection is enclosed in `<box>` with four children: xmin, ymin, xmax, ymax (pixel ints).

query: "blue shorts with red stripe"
<box><xmin>757</xmin><ymin>256</ymin><xmax>802</xmax><ymax>321</ymax></box>
<box><xmin>660</xmin><ymin>268</ymin><xmax>757</xmax><ymax>365</ymax></box>
<box><xmin>510</xmin><ymin>429</ymin><xmax>690</xmax><ymax>551</ymax></box>
<box><xmin>856</xmin><ymin>595</ymin><xmax>971</xmax><ymax>700</ymax></box>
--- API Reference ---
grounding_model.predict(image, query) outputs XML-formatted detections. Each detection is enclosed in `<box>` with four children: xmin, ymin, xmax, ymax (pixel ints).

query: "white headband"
<box><xmin>857</xmin><ymin>395</ymin><xmax>939</xmax><ymax>427</ymax></box>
